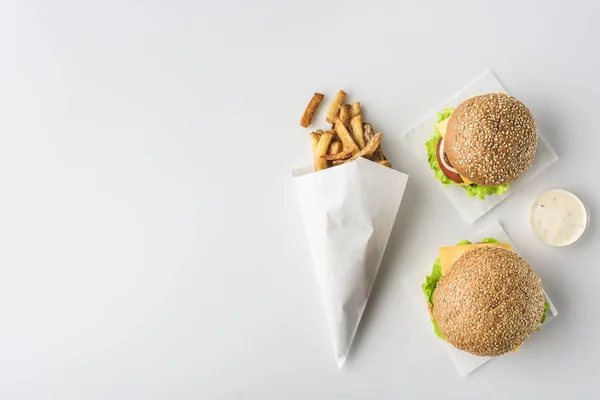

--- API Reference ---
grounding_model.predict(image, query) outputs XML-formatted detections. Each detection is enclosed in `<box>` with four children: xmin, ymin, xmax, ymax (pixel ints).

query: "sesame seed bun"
<box><xmin>444</xmin><ymin>93</ymin><xmax>538</xmax><ymax>186</ymax></box>
<box><xmin>432</xmin><ymin>247</ymin><xmax>545</xmax><ymax>356</ymax></box>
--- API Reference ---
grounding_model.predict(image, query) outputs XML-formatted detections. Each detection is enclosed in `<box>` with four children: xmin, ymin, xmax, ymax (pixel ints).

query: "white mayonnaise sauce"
<box><xmin>530</xmin><ymin>189</ymin><xmax>588</xmax><ymax>247</ymax></box>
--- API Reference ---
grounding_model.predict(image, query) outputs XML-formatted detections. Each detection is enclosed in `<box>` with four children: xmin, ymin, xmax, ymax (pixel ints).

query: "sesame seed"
<box><xmin>444</xmin><ymin>93</ymin><xmax>538</xmax><ymax>186</ymax></box>
<box><xmin>432</xmin><ymin>247</ymin><xmax>545</xmax><ymax>356</ymax></box>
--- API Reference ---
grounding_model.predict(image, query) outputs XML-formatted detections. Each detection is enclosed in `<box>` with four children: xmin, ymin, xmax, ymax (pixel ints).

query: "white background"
<box><xmin>1</xmin><ymin>1</ymin><xmax>598</xmax><ymax>399</ymax></box>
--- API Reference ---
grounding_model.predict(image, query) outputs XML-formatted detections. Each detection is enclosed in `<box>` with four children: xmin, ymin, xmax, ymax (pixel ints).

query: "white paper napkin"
<box><xmin>405</xmin><ymin>221</ymin><xmax>558</xmax><ymax>376</ymax></box>
<box><xmin>403</xmin><ymin>70</ymin><xmax>559</xmax><ymax>224</ymax></box>
<box><xmin>293</xmin><ymin>158</ymin><xmax>409</xmax><ymax>367</ymax></box>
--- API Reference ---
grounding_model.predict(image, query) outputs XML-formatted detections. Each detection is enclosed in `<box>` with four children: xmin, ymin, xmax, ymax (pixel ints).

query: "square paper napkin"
<box><xmin>405</xmin><ymin>221</ymin><xmax>558</xmax><ymax>376</ymax></box>
<box><xmin>294</xmin><ymin>158</ymin><xmax>408</xmax><ymax>367</ymax></box>
<box><xmin>403</xmin><ymin>70</ymin><xmax>558</xmax><ymax>224</ymax></box>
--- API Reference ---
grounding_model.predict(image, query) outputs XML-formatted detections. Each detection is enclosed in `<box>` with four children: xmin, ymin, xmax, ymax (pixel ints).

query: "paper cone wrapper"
<box><xmin>293</xmin><ymin>158</ymin><xmax>409</xmax><ymax>367</ymax></box>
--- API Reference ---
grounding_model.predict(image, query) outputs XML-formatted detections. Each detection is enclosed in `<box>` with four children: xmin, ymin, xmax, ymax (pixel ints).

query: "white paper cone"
<box><xmin>293</xmin><ymin>158</ymin><xmax>409</xmax><ymax>367</ymax></box>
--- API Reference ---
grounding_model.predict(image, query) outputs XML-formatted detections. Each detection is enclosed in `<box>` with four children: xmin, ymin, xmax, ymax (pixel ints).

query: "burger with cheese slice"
<box><xmin>421</xmin><ymin>239</ymin><xmax>549</xmax><ymax>356</ymax></box>
<box><xmin>426</xmin><ymin>93</ymin><xmax>538</xmax><ymax>199</ymax></box>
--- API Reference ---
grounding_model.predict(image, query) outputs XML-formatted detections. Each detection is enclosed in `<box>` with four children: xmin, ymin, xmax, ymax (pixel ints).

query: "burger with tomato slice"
<box><xmin>422</xmin><ymin>239</ymin><xmax>549</xmax><ymax>356</ymax></box>
<box><xmin>425</xmin><ymin>93</ymin><xmax>538</xmax><ymax>199</ymax></box>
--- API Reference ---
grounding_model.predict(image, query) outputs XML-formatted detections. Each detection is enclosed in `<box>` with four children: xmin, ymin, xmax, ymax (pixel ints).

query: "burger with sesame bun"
<box><xmin>425</xmin><ymin>93</ymin><xmax>538</xmax><ymax>199</ymax></box>
<box><xmin>421</xmin><ymin>239</ymin><xmax>549</xmax><ymax>356</ymax></box>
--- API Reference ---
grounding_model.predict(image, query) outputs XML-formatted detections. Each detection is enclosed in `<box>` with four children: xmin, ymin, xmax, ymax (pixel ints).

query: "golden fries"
<box><xmin>300</xmin><ymin>93</ymin><xmax>325</xmax><ymax>128</ymax></box>
<box><xmin>344</xmin><ymin>133</ymin><xmax>382</xmax><ymax>163</ymax></box>
<box><xmin>331</xmin><ymin>160</ymin><xmax>345</xmax><ymax>166</ymax></box>
<box><xmin>314</xmin><ymin>131</ymin><xmax>333</xmax><ymax>171</ymax></box>
<box><xmin>310</xmin><ymin>131</ymin><xmax>320</xmax><ymax>149</ymax></box>
<box><xmin>351</xmin><ymin>102</ymin><xmax>360</xmax><ymax>117</ymax></box>
<box><xmin>326</xmin><ymin>90</ymin><xmax>347</xmax><ymax>123</ymax></box>
<box><xmin>334</xmin><ymin>118</ymin><xmax>359</xmax><ymax>155</ymax></box>
<box><xmin>376</xmin><ymin>143</ymin><xmax>386</xmax><ymax>161</ymax></box>
<box><xmin>350</xmin><ymin>115</ymin><xmax>366</xmax><ymax>149</ymax></box>
<box><xmin>363</xmin><ymin>122</ymin><xmax>374</xmax><ymax>143</ymax></box>
<box><xmin>363</xmin><ymin>122</ymin><xmax>387</xmax><ymax>162</ymax></box>
<box><xmin>322</xmin><ymin>150</ymin><xmax>353</xmax><ymax>161</ymax></box>
<box><xmin>339</xmin><ymin>104</ymin><xmax>351</xmax><ymax>127</ymax></box>
<box><xmin>309</xmin><ymin>131</ymin><xmax>321</xmax><ymax>171</ymax></box>
<box><xmin>329</xmin><ymin>141</ymin><xmax>342</xmax><ymax>155</ymax></box>
<box><xmin>301</xmin><ymin>90</ymin><xmax>391</xmax><ymax>171</ymax></box>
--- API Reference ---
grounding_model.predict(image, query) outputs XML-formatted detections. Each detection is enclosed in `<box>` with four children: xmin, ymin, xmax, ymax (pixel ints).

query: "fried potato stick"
<box><xmin>344</xmin><ymin>133</ymin><xmax>382</xmax><ymax>163</ymax></box>
<box><xmin>363</xmin><ymin>122</ymin><xmax>386</xmax><ymax>161</ymax></box>
<box><xmin>334</xmin><ymin>118</ymin><xmax>359</xmax><ymax>155</ymax></box>
<box><xmin>300</xmin><ymin>93</ymin><xmax>325</xmax><ymax>128</ymax></box>
<box><xmin>339</xmin><ymin>104</ymin><xmax>351</xmax><ymax>127</ymax></box>
<box><xmin>326</xmin><ymin>90</ymin><xmax>347</xmax><ymax>123</ymax></box>
<box><xmin>310</xmin><ymin>131</ymin><xmax>321</xmax><ymax>171</ymax></box>
<box><xmin>322</xmin><ymin>150</ymin><xmax>352</xmax><ymax>161</ymax></box>
<box><xmin>351</xmin><ymin>102</ymin><xmax>361</xmax><ymax>117</ymax></box>
<box><xmin>350</xmin><ymin>115</ymin><xmax>366</xmax><ymax>149</ymax></box>
<box><xmin>314</xmin><ymin>131</ymin><xmax>333</xmax><ymax>171</ymax></box>
<box><xmin>328</xmin><ymin>141</ymin><xmax>342</xmax><ymax>155</ymax></box>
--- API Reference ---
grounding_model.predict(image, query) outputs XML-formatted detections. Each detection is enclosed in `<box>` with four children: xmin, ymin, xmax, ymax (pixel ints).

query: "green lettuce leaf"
<box><xmin>437</xmin><ymin>107</ymin><xmax>455</xmax><ymax>123</ymax></box>
<box><xmin>421</xmin><ymin>239</ymin><xmax>473</xmax><ymax>342</ymax></box>
<box><xmin>481</xmin><ymin>238</ymin><xmax>500</xmax><ymax>243</ymax></box>
<box><xmin>463</xmin><ymin>183</ymin><xmax>509</xmax><ymax>199</ymax></box>
<box><xmin>422</xmin><ymin>258</ymin><xmax>442</xmax><ymax>308</ymax></box>
<box><xmin>537</xmin><ymin>301</ymin><xmax>550</xmax><ymax>330</ymax></box>
<box><xmin>432</xmin><ymin>318</ymin><xmax>445</xmax><ymax>340</ymax></box>
<box><xmin>425</xmin><ymin>108</ymin><xmax>510</xmax><ymax>199</ymax></box>
<box><xmin>456</xmin><ymin>239</ymin><xmax>473</xmax><ymax>246</ymax></box>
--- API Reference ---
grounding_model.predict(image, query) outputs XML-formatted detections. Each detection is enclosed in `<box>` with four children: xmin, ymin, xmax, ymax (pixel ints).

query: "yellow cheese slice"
<box><xmin>435</xmin><ymin>117</ymin><xmax>449</xmax><ymax>139</ymax></box>
<box><xmin>460</xmin><ymin>174</ymin><xmax>473</xmax><ymax>185</ymax></box>
<box><xmin>439</xmin><ymin>242</ymin><xmax>514</xmax><ymax>276</ymax></box>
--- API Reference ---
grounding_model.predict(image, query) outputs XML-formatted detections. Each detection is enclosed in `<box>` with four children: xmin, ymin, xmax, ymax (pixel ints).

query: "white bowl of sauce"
<box><xmin>530</xmin><ymin>189</ymin><xmax>589</xmax><ymax>247</ymax></box>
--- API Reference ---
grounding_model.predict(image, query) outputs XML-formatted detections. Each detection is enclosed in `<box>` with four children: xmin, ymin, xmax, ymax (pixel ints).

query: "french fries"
<box><xmin>350</xmin><ymin>115</ymin><xmax>366</xmax><ymax>149</ymax></box>
<box><xmin>310</xmin><ymin>131</ymin><xmax>321</xmax><ymax>171</ymax></box>
<box><xmin>301</xmin><ymin>90</ymin><xmax>391</xmax><ymax>171</ymax></box>
<box><xmin>326</xmin><ymin>90</ymin><xmax>347</xmax><ymax>123</ymax></box>
<box><xmin>329</xmin><ymin>141</ymin><xmax>342</xmax><ymax>155</ymax></box>
<box><xmin>322</xmin><ymin>150</ymin><xmax>353</xmax><ymax>161</ymax></box>
<box><xmin>315</xmin><ymin>131</ymin><xmax>333</xmax><ymax>171</ymax></box>
<box><xmin>363</xmin><ymin>122</ymin><xmax>374</xmax><ymax>142</ymax></box>
<box><xmin>363</xmin><ymin>122</ymin><xmax>389</xmax><ymax>165</ymax></box>
<box><xmin>339</xmin><ymin>104</ymin><xmax>351</xmax><ymax>127</ymax></box>
<box><xmin>310</xmin><ymin>131</ymin><xmax>321</xmax><ymax>149</ymax></box>
<box><xmin>300</xmin><ymin>93</ymin><xmax>325</xmax><ymax>128</ymax></box>
<box><xmin>334</xmin><ymin>118</ymin><xmax>360</xmax><ymax>155</ymax></box>
<box><xmin>344</xmin><ymin>133</ymin><xmax>382</xmax><ymax>163</ymax></box>
<box><xmin>376</xmin><ymin>142</ymin><xmax>386</xmax><ymax>162</ymax></box>
<box><xmin>351</xmin><ymin>102</ymin><xmax>361</xmax><ymax>118</ymax></box>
